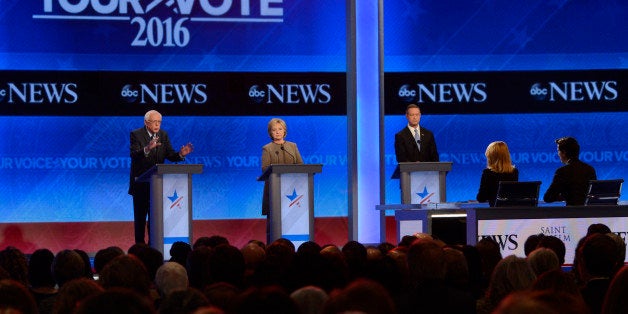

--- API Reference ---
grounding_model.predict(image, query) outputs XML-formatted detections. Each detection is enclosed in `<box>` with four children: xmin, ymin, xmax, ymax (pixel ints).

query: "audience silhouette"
<box><xmin>0</xmin><ymin>225</ymin><xmax>626</xmax><ymax>314</ymax></box>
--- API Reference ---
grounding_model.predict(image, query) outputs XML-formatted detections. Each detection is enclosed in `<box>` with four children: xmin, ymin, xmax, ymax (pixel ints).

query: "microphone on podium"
<box><xmin>275</xmin><ymin>150</ymin><xmax>280</xmax><ymax>163</ymax></box>
<box><xmin>281</xmin><ymin>145</ymin><xmax>296</xmax><ymax>163</ymax></box>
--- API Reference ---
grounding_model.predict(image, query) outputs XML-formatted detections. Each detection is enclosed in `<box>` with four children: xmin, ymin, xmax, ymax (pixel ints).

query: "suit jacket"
<box><xmin>128</xmin><ymin>127</ymin><xmax>184</xmax><ymax>195</ymax></box>
<box><xmin>543</xmin><ymin>158</ymin><xmax>597</xmax><ymax>206</ymax></box>
<box><xmin>476</xmin><ymin>168</ymin><xmax>519</xmax><ymax>206</ymax></box>
<box><xmin>261</xmin><ymin>141</ymin><xmax>303</xmax><ymax>172</ymax></box>
<box><xmin>394</xmin><ymin>126</ymin><xmax>439</xmax><ymax>162</ymax></box>
<box><xmin>261</xmin><ymin>141</ymin><xmax>303</xmax><ymax>215</ymax></box>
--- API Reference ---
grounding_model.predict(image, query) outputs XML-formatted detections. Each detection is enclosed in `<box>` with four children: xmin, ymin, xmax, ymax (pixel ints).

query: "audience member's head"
<box><xmin>169</xmin><ymin>241</ymin><xmax>192</xmax><ymax>266</ymax></box>
<box><xmin>187</xmin><ymin>246</ymin><xmax>213</xmax><ymax>290</ymax></box>
<box><xmin>523</xmin><ymin>233</ymin><xmax>545</xmax><ymax>256</ymax></box>
<box><xmin>455</xmin><ymin>244</ymin><xmax>484</xmax><ymax>298</ymax></box>
<box><xmin>128</xmin><ymin>244</ymin><xmax>164</xmax><ymax>282</ymax></box>
<box><xmin>203</xmin><ymin>282</ymin><xmax>241</xmax><ymax>314</ymax></box>
<box><xmin>290</xmin><ymin>285</ymin><xmax>329</xmax><ymax>314</ymax></box>
<box><xmin>208</xmin><ymin>244</ymin><xmax>245</xmax><ymax>288</ymax></box>
<box><xmin>272</xmin><ymin>238</ymin><xmax>296</xmax><ymax>253</ymax></box>
<box><xmin>482</xmin><ymin>255</ymin><xmax>536</xmax><ymax>313</ymax></box>
<box><xmin>605</xmin><ymin>232</ymin><xmax>626</xmax><ymax>274</ymax></box>
<box><xmin>297</xmin><ymin>241</ymin><xmax>322</xmax><ymax>256</ymax></box>
<box><xmin>536</xmin><ymin>235</ymin><xmax>566</xmax><ymax>266</ymax></box>
<box><xmin>406</xmin><ymin>238</ymin><xmax>446</xmax><ymax>285</ymax></box>
<box><xmin>319</xmin><ymin>244</ymin><xmax>349</xmax><ymax>290</ymax></box>
<box><xmin>320</xmin><ymin>244</ymin><xmax>342</xmax><ymax>256</ymax></box>
<box><xmin>193</xmin><ymin>236</ymin><xmax>213</xmax><ymax>249</ymax></box>
<box><xmin>0</xmin><ymin>266</ymin><xmax>9</xmax><ymax>281</ymax></box>
<box><xmin>74</xmin><ymin>288</ymin><xmax>155</xmax><ymax>314</ymax></box>
<box><xmin>74</xmin><ymin>249</ymin><xmax>94</xmax><ymax>279</ymax></box>
<box><xmin>93</xmin><ymin>246</ymin><xmax>125</xmax><ymax>275</ymax></box>
<box><xmin>494</xmin><ymin>289</ymin><xmax>588</xmax><ymax>314</ymax></box>
<box><xmin>398</xmin><ymin>235</ymin><xmax>418</xmax><ymax>249</ymax></box>
<box><xmin>476</xmin><ymin>237</ymin><xmax>503</xmax><ymax>279</ymax></box>
<box><xmin>155</xmin><ymin>261</ymin><xmax>188</xmax><ymax>297</ymax></box>
<box><xmin>587</xmin><ymin>223</ymin><xmax>611</xmax><ymax>236</ymax></box>
<box><xmin>602</xmin><ymin>265</ymin><xmax>628</xmax><ymax>314</ymax></box>
<box><xmin>158</xmin><ymin>287</ymin><xmax>209</xmax><ymax>314</ymax></box>
<box><xmin>376</xmin><ymin>242</ymin><xmax>395</xmax><ymax>256</ymax></box>
<box><xmin>98</xmin><ymin>254</ymin><xmax>151</xmax><ymax>297</ymax></box>
<box><xmin>531</xmin><ymin>269</ymin><xmax>581</xmax><ymax>297</ymax></box>
<box><xmin>207</xmin><ymin>235</ymin><xmax>230</xmax><ymax>248</ymax></box>
<box><xmin>341</xmin><ymin>240</ymin><xmax>368</xmax><ymax>281</ymax></box>
<box><xmin>28</xmin><ymin>248</ymin><xmax>56</xmax><ymax>289</ymax></box>
<box><xmin>527</xmin><ymin>247</ymin><xmax>560</xmax><ymax>276</ymax></box>
<box><xmin>323</xmin><ymin>278</ymin><xmax>396</xmax><ymax>314</ymax></box>
<box><xmin>265</xmin><ymin>239</ymin><xmax>296</xmax><ymax>270</ymax></box>
<box><xmin>241</xmin><ymin>241</ymin><xmax>266</xmax><ymax>275</ymax></box>
<box><xmin>290</xmin><ymin>241</ymin><xmax>329</xmax><ymax>291</ymax></box>
<box><xmin>53</xmin><ymin>249</ymin><xmax>86</xmax><ymax>287</ymax></box>
<box><xmin>235</xmin><ymin>285</ymin><xmax>299</xmax><ymax>314</ymax></box>
<box><xmin>0</xmin><ymin>279</ymin><xmax>38</xmax><ymax>314</ymax></box>
<box><xmin>53</xmin><ymin>277</ymin><xmax>104</xmax><ymax>314</ymax></box>
<box><xmin>493</xmin><ymin>291</ymin><xmax>555</xmax><ymax>314</ymax></box>
<box><xmin>247</xmin><ymin>239</ymin><xmax>266</xmax><ymax>250</ymax></box>
<box><xmin>366</xmin><ymin>245</ymin><xmax>384</xmax><ymax>261</ymax></box>
<box><xmin>577</xmin><ymin>232</ymin><xmax>619</xmax><ymax>282</ymax></box>
<box><xmin>0</xmin><ymin>246</ymin><xmax>29</xmax><ymax>287</ymax></box>
<box><xmin>443</xmin><ymin>246</ymin><xmax>470</xmax><ymax>290</ymax></box>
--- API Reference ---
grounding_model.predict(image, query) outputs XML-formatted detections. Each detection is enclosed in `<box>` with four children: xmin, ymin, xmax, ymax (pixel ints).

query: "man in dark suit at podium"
<box><xmin>129</xmin><ymin>110</ymin><xmax>194</xmax><ymax>244</ymax></box>
<box><xmin>394</xmin><ymin>104</ymin><xmax>439</xmax><ymax>162</ymax></box>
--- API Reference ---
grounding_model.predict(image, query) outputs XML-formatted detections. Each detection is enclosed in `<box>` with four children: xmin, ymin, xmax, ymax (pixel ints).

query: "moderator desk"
<box><xmin>379</xmin><ymin>203</ymin><xmax>628</xmax><ymax>265</ymax></box>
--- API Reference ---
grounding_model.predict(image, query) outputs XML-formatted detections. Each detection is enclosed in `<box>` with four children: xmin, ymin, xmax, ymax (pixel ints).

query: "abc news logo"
<box><xmin>529</xmin><ymin>81</ymin><xmax>618</xmax><ymax>102</ymax></box>
<box><xmin>121</xmin><ymin>84</ymin><xmax>207</xmax><ymax>104</ymax></box>
<box><xmin>397</xmin><ymin>83</ymin><xmax>487</xmax><ymax>104</ymax></box>
<box><xmin>0</xmin><ymin>82</ymin><xmax>78</xmax><ymax>104</ymax></box>
<box><xmin>248</xmin><ymin>84</ymin><xmax>332</xmax><ymax>104</ymax></box>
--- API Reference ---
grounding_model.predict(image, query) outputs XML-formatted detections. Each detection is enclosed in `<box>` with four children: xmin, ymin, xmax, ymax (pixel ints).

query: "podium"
<box><xmin>136</xmin><ymin>164</ymin><xmax>203</xmax><ymax>259</ymax></box>
<box><xmin>258</xmin><ymin>164</ymin><xmax>323</xmax><ymax>247</ymax></box>
<box><xmin>392</xmin><ymin>162</ymin><xmax>452</xmax><ymax>204</ymax></box>
<box><xmin>389</xmin><ymin>162</ymin><xmax>453</xmax><ymax>242</ymax></box>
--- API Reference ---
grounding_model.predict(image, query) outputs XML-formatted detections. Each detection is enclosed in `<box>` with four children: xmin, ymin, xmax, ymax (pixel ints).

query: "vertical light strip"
<box><xmin>355</xmin><ymin>0</ymin><xmax>382</xmax><ymax>244</ymax></box>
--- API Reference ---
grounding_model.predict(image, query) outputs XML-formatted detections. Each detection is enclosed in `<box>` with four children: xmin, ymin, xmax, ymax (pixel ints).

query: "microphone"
<box><xmin>275</xmin><ymin>150</ymin><xmax>280</xmax><ymax>163</ymax></box>
<box><xmin>281</xmin><ymin>145</ymin><xmax>297</xmax><ymax>163</ymax></box>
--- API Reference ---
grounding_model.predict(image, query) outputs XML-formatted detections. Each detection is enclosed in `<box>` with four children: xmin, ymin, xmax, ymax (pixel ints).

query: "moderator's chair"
<box><xmin>494</xmin><ymin>181</ymin><xmax>542</xmax><ymax>207</ymax></box>
<box><xmin>584</xmin><ymin>179</ymin><xmax>624</xmax><ymax>205</ymax></box>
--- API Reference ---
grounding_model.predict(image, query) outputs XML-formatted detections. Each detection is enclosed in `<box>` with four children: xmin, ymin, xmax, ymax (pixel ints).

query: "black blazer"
<box><xmin>394</xmin><ymin>126</ymin><xmax>439</xmax><ymax>162</ymax></box>
<box><xmin>543</xmin><ymin>158</ymin><xmax>597</xmax><ymax>206</ymax></box>
<box><xmin>128</xmin><ymin>127</ymin><xmax>184</xmax><ymax>195</ymax></box>
<box><xmin>476</xmin><ymin>168</ymin><xmax>519</xmax><ymax>206</ymax></box>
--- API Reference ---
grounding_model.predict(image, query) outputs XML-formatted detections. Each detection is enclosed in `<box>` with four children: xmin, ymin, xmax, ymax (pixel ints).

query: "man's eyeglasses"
<box><xmin>146</xmin><ymin>120</ymin><xmax>162</xmax><ymax>124</ymax></box>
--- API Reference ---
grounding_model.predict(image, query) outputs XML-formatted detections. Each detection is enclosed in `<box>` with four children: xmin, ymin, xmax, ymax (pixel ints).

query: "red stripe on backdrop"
<box><xmin>0</xmin><ymin>217</ymin><xmax>398</xmax><ymax>254</ymax></box>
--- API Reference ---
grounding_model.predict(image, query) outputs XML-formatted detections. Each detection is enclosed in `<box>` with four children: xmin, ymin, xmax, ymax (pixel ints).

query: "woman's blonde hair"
<box><xmin>267</xmin><ymin>118</ymin><xmax>287</xmax><ymax>140</ymax></box>
<box><xmin>485</xmin><ymin>141</ymin><xmax>515</xmax><ymax>173</ymax></box>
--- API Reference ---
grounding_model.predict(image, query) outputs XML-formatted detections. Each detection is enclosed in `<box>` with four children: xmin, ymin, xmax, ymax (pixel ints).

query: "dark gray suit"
<box><xmin>394</xmin><ymin>126</ymin><xmax>439</xmax><ymax>162</ymax></box>
<box><xmin>543</xmin><ymin>158</ymin><xmax>597</xmax><ymax>206</ymax></box>
<box><xmin>129</xmin><ymin>127</ymin><xmax>184</xmax><ymax>243</ymax></box>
